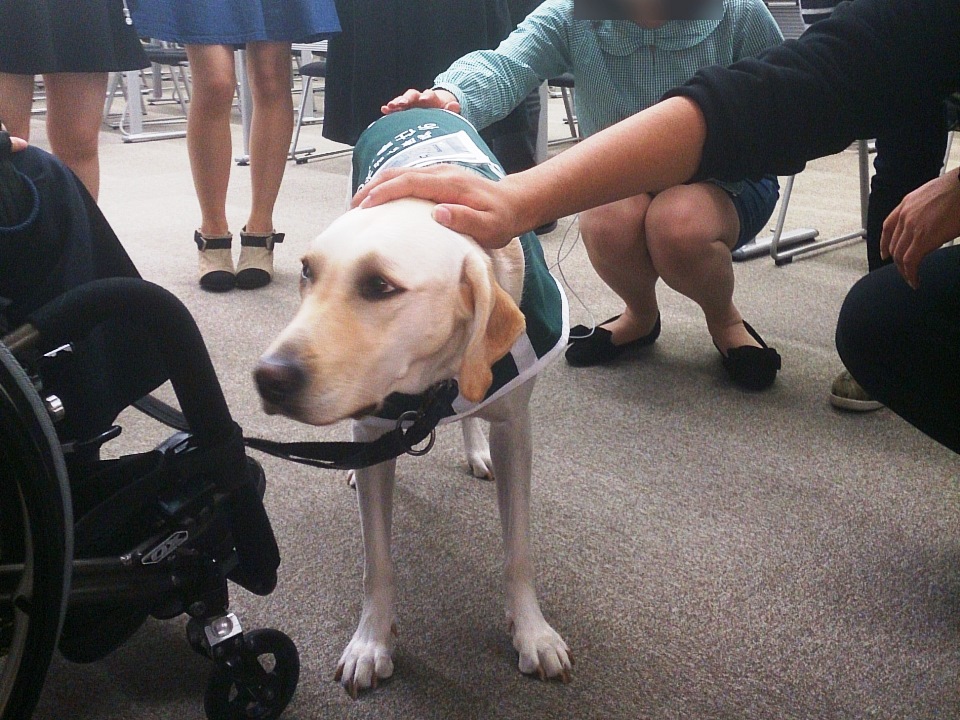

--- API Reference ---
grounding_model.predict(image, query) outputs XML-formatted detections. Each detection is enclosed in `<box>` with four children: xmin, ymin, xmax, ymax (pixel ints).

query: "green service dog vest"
<box><xmin>352</xmin><ymin>109</ymin><xmax>569</xmax><ymax>425</ymax></box>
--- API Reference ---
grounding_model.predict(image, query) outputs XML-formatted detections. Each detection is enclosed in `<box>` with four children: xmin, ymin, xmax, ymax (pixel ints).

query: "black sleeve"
<box><xmin>664</xmin><ymin>0</ymin><xmax>960</xmax><ymax>182</ymax></box>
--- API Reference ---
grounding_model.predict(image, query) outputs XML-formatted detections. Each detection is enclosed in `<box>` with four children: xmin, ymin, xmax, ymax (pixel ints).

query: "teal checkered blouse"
<box><xmin>435</xmin><ymin>0</ymin><xmax>782</xmax><ymax>139</ymax></box>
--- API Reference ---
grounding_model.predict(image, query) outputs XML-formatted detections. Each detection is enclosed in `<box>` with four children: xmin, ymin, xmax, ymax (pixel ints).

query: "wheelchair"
<box><xmin>0</xmin><ymin>142</ymin><xmax>299</xmax><ymax>719</ymax></box>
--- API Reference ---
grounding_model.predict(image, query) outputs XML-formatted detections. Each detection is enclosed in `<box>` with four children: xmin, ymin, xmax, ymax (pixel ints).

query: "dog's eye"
<box><xmin>358</xmin><ymin>274</ymin><xmax>403</xmax><ymax>300</ymax></box>
<box><xmin>301</xmin><ymin>262</ymin><xmax>312</xmax><ymax>282</ymax></box>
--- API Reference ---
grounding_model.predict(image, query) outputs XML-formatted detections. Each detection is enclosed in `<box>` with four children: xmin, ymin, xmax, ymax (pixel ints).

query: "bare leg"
<box><xmin>644</xmin><ymin>182</ymin><xmax>757</xmax><ymax>353</ymax></box>
<box><xmin>43</xmin><ymin>73</ymin><xmax>108</xmax><ymax>200</ymax></box>
<box><xmin>184</xmin><ymin>45</ymin><xmax>236</xmax><ymax>236</ymax></box>
<box><xmin>0</xmin><ymin>73</ymin><xmax>34</xmax><ymax>140</ymax></box>
<box><xmin>488</xmin><ymin>382</ymin><xmax>572</xmax><ymax>681</ymax></box>
<box><xmin>336</xmin><ymin>421</ymin><xmax>399</xmax><ymax>697</ymax></box>
<box><xmin>579</xmin><ymin>195</ymin><xmax>661</xmax><ymax>344</ymax></box>
<box><xmin>243</xmin><ymin>41</ymin><xmax>293</xmax><ymax>234</ymax></box>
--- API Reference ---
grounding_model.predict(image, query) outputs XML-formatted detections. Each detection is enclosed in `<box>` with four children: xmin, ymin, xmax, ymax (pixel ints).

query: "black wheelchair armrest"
<box><xmin>18</xmin><ymin>277</ymin><xmax>233</xmax><ymax>447</ymax></box>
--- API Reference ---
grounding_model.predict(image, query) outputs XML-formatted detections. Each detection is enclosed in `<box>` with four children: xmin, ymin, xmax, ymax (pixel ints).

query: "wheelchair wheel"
<box><xmin>204</xmin><ymin>629</ymin><xmax>299</xmax><ymax>720</ymax></box>
<box><xmin>0</xmin><ymin>343</ymin><xmax>73</xmax><ymax>720</ymax></box>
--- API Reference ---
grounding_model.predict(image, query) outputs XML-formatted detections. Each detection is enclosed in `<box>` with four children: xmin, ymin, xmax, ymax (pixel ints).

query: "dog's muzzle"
<box><xmin>254</xmin><ymin>354</ymin><xmax>307</xmax><ymax>411</ymax></box>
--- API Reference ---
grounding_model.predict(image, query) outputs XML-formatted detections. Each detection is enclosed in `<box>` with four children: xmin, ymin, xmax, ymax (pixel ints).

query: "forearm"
<box><xmin>436</xmin><ymin>1</ymin><xmax>573</xmax><ymax>130</ymax></box>
<box><xmin>504</xmin><ymin>97</ymin><xmax>707</xmax><ymax>232</ymax></box>
<box><xmin>435</xmin><ymin>55</ymin><xmax>541</xmax><ymax>131</ymax></box>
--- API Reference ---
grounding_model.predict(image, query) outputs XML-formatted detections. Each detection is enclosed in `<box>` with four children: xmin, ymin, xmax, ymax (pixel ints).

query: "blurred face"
<box><xmin>575</xmin><ymin>0</ymin><xmax>722</xmax><ymax>21</ymax></box>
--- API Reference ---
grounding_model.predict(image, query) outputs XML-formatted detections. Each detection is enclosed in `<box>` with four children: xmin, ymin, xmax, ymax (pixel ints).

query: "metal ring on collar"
<box><xmin>396</xmin><ymin>410</ymin><xmax>436</xmax><ymax>457</ymax></box>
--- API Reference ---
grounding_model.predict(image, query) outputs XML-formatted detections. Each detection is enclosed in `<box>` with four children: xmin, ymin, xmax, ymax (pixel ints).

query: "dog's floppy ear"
<box><xmin>458</xmin><ymin>252</ymin><xmax>526</xmax><ymax>403</ymax></box>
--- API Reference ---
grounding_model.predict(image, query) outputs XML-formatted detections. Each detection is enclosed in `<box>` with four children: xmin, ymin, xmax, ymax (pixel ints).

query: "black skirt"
<box><xmin>0</xmin><ymin>0</ymin><xmax>149</xmax><ymax>74</ymax></box>
<box><xmin>323</xmin><ymin>0</ymin><xmax>512</xmax><ymax>146</ymax></box>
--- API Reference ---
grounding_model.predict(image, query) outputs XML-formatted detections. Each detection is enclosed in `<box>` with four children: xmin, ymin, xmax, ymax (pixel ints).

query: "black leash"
<box><xmin>133</xmin><ymin>380</ymin><xmax>459</xmax><ymax>471</ymax></box>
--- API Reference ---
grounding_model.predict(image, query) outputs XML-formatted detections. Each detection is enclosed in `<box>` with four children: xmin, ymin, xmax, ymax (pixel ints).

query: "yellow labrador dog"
<box><xmin>255</xmin><ymin>110</ymin><xmax>570</xmax><ymax>696</ymax></box>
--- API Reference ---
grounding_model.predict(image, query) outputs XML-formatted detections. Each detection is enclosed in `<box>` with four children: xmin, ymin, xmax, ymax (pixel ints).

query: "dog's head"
<box><xmin>254</xmin><ymin>198</ymin><xmax>525</xmax><ymax>425</ymax></box>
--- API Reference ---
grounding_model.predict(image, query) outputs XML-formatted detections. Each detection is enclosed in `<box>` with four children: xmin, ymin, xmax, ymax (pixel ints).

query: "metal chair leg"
<box><xmin>118</xmin><ymin>69</ymin><xmax>187</xmax><ymax>143</ymax></box>
<box><xmin>770</xmin><ymin>139</ymin><xmax>870</xmax><ymax>265</ymax></box>
<box><xmin>289</xmin><ymin>76</ymin><xmax>315</xmax><ymax>161</ymax></box>
<box><xmin>235</xmin><ymin>49</ymin><xmax>253</xmax><ymax>165</ymax></box>
<box><xmin>171</xmin><ymin>68</ymin><xmax>189</xmax><ymax>118</ymax></box>
<box><xmin>730</xmin><ymin>174</ymin><xmax>819</xmax><ymax>262</ymax></box>
<box><xmin>942</xmin><ymin>130</ymin><xmax>955</xmax><ymax>175</ymax></box>
<box><xmin>560</xmin><ymin>87</ymin><xmax>578</xmax><ymax>139</ymax></box>
<box><xmin>102</xmin><ymin>72</ymin><xmax>122</xmax><ymax>124</ymax></box>
<box><xmin>179</xmin><ymin>65</ymin><xmax>192</xmax><ymax>103</ymax></box>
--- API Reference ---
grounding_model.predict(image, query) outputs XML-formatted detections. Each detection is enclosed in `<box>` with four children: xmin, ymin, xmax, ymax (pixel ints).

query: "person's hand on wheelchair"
<box><xmin>381</xmin><ymin>88</ymin><xmax>461</xmax><ymax>115</ymax></box>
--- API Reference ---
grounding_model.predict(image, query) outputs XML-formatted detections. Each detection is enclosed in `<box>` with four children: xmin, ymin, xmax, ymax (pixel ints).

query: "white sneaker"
<box><xmin>829</xmin><ymin>369</ymin><xmax>883</xmax><ymax>412</ymax></box>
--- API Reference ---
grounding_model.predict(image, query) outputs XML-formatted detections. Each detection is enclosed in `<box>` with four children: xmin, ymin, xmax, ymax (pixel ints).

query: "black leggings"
<box><xmin>837</xmin><ymin>245</ymin><xmax>960</xmax><ymax>454</ymax></box>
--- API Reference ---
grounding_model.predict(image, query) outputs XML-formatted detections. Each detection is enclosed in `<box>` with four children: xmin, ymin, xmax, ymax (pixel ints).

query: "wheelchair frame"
<box><xmin>0</xmin><ymin>278</ymin><xmax>300</xmax><ymax>720</ymax></box>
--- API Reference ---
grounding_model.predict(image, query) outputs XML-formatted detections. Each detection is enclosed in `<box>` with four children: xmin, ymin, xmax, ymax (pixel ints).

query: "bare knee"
<box><xmin>249</xmin><ymin>66</ymin><xmax>292</xmax><ymax>106</ymax></box>
<box><xmin>580</xmin><ymin>195</ymin><xmax>650</xmax><ymax>260</ymax></box>
<box><xmin>192</xmin><ymin>69</ymin><xmax>237</xmax><ymax>112</ymax></box>
<box><xmin>46</xmin><ymin>115</ymin><xmax>99</xmax><ymax>167</ymax></box>
<box><xmin>645</xmin><ymin>189</ymin><xmax>722</xmax><ymax>274</ymax></box>
<box><xmin>247</xmin><ymin>45</ymin><xmax>293</xmax><ymax>106</ymax></box>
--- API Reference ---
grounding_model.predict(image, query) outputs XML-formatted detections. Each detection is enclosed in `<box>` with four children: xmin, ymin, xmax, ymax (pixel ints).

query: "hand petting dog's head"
<box><xmin>255</xmin><ymin>198</ymin><xmax>524</xmax><ymax>426</ymax></box>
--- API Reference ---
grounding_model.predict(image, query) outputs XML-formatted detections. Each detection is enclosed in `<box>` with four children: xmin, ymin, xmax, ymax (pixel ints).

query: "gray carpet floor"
<box><xmin>25</xmin><ymin>104</ymin><xmax>960</xmax><ymax>720</ymax></box>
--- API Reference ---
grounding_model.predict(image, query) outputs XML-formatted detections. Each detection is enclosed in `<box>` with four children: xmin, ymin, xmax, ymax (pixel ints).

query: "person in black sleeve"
<box><xmin>829</xmin><ymin>88</ymin><xmax>950</xmax><ymax>413</ymax></box>
<box><xmin>790</xmin><ymin>2</ymin><xmax>952</xmax><ymax>413</ymax></box>
<box><xmin>352</xmin><ymin>0</ymin><xmax>960</xmax><ymax>455</ymax></box>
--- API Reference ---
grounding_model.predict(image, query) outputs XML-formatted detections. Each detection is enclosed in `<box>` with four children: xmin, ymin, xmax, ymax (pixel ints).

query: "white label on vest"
<box><xmin>373</xmin><ymin>130</ymin><xmax>505</xmax><ymax>182</ymax></box>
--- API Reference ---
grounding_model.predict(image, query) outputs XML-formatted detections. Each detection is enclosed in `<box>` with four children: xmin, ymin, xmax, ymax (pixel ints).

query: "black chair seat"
<box><xmin>299</xmin><ymin>59</ymin><xmax>327</xmax><ymax>78</ymax></box>
<box><xmin>548</xmin><ymin>73</ymin><xmax>575</xmax><ymax>88</ymax></box>
<box><xmin>144</xmin><ymin>47</ymin><xmax>189</xmax><ymax>65</ymax></box>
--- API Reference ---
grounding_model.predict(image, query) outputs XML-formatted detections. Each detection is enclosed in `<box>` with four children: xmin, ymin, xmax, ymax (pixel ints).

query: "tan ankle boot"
<box><xmin>195</xmin><ymin>230</ymin><xmax>235</xmax><ymax>292</ymax></box>
<box><xmin>237</xmin><ymin>228</ymin><xmax>284</xmax><ymax>290</ymax></box>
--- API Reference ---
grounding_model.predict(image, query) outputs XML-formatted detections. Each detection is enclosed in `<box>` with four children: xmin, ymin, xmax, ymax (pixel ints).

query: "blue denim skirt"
<box><xmin>129</xmin><ymin>0</ymin><xmax>340</xmax><ymax>45</ymax></box>
<box><xmin>719</xmin><ymin>175</ymin><xmax>781</xmax><ymax>250</ymax></box>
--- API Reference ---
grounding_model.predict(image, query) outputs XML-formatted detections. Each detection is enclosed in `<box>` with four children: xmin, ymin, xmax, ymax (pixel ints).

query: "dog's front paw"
<box><xmin>335</xmin><ymin>620</ymin><xmax>397</xmax><ymax>698</ymax></box>
<box><xmin>466</xmin><ymin>450</ymin><xmax>494</xmax><ymax>480</ymax></box>
<box><xmin>510</xmin><ymin>616</ymin><xmax>574</xmax><ymax>683</ymax></box>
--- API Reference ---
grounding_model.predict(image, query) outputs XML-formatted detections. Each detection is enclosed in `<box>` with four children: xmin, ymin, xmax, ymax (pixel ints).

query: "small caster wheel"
<box><xmin>204</xmin><ymin>628</ymin><xmax>299</xmax><ymax>720</ymax></box>
<box><xmin>186</xmin><ymin>617</ymin><xmax>209</xmax><ymax>658</ymax></box>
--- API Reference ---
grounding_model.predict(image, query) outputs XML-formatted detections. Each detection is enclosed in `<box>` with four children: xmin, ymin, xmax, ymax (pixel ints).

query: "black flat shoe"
<box><xmin>565</xmin><ymin>314</ymin><xmax>661</xmax><ymax>367</ymax></box>
<box><xmin>569</xmin><ymin>315</ymin><xmax>619</xmax><ymax>342</ymax></box>
<box><xmin>716</xmin><ymin>321</ymin><xmax>781</xmax><ymax>391</ymax></box>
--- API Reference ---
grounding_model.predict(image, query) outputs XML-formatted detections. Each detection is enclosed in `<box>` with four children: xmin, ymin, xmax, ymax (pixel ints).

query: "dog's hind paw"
<box><xmin>466</xmin><ymin>452</ymin><xmax>494</xmax><ymax>481</ymax></box>
<box><xmin>335</xmin><ymin>623</ymin><xmax>397</xmax><ymax>698</ymax></box>
<box><xmin>461</xmin><ymin>418</ymin><xmax>493</xmax><ymax>480</ymax></box>
<box><xmin>511</xmin><ymin>618</ymin><xmax>574</xmax><ymax>684</ymax></box>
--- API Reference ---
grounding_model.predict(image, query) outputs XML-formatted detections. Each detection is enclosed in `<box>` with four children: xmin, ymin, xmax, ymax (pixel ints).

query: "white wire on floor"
<box><xmin>546</xmin><ymin>214</ymin><xmax>596</xmax><ymax>341</ymax></box>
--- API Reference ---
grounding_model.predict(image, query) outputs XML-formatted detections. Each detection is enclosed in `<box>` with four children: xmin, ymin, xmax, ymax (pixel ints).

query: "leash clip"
<box><xmin>396</xmin><ymin>410</ymin><xmax>436</xmax><ymax>456</ymax></box>
<box><xmin>395</xmin><ymin>379</ymin><xmax>457</xmax><ymax>458</ymax></box>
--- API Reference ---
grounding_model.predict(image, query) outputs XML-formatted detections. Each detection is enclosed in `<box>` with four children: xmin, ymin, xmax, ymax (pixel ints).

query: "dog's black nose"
<box><xmin>254</xmin><ymin>354</ymin><xmax>307</xmax><ymax>406</ymax></box>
